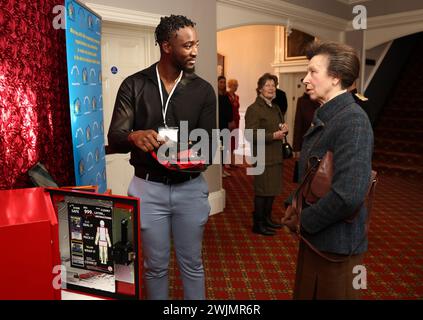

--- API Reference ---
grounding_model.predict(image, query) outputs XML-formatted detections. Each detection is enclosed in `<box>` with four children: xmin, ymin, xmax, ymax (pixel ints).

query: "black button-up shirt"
<box><xmin>108</xmin><ymin>63</ymin><xmax>217</xmax><ymax>177</ymax></box>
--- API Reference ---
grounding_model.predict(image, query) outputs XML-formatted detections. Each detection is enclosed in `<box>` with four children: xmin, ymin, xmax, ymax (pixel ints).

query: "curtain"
<box><xmin>0</xmin><ymin>0</ymin><xmax>75</xmax><ymax>189</ymax></box>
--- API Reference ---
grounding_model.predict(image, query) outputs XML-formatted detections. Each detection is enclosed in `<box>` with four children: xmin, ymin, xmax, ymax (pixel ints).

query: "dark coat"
<box><xmin>245</xmin><ymin>96</ymin><xmax>284</xmax><ymax>195</ymax></box>
<box><xmin>293</xmin><ymin>93</ymin><xmax>320</xmax><ymax>152</ymax></box>
<box><xmin>218</xmin><ymin>93</ymin><xmax>233</xmax><ymax>130</ymax></box>
<box><xmin>273</xmin><ymin>88</ymin><xmax>288</xmax><ymax>115</ymax></box>
<box><xmin>288</xmin><ymin>92</ymin><xmax>374</xmax><ymax>255</ymax></box>
<box><xmin>245</xmin><ymin>96</ymin><xmax>284</xmax><ymax>166</ymax></box>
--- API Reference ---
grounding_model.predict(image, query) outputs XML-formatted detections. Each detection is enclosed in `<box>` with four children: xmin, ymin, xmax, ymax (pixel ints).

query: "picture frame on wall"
<box><xmin>217</xmin><ymin>53</ymin><xmax>225</xmax><ymax>77</ymax></box>
<box><xmin>284</xmin><ymin>29</ymin><xmax>316</xmax><ymax>61</ymax></box>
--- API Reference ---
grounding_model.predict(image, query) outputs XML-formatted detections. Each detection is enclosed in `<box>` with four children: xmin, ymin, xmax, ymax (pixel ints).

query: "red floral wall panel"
<box><xmin>0</xmin><ymin>0</ymin><xmax>75</xmax><ymax>189</ymax></box>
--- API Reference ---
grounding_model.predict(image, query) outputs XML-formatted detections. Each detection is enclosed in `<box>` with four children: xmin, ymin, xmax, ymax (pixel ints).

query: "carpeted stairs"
<box><xmin>372</xmin><ymin>38</ymin><xmax>423</xmax><ymax>178</ymax></box>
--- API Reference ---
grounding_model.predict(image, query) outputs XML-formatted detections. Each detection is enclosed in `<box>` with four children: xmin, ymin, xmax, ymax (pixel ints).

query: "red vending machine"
<box><xmin>0</xmin><ymin>188</ymin><xmax>61</xmax><ymax>300</ymax></box>
<box><xmin>0</xmin><ymin>187</ymin><xmax>142</xmax><ymax>300</ymax></box>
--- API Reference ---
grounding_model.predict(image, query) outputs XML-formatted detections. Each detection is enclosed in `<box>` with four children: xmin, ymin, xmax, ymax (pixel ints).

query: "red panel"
<box><xmin>135</xmin><ymin>198</ymin><xmax>143</xmax><ymax>299</ymax></box>
<box><xmin>0</xmin><ymin>187</ymin><xmax>61</xmax><ymax>300</ymax></box>
<box><xmin>116</xmin><ymin>281</ymin><xmax>135</xmax><ymax>296</ymax></box>
<box><xmin>50</xmin><ymin>219</ymin><xmax>62</xmax><ymax>300</ymax></box>
<box><xmin>0</xmin><ymin>188</ymin><xmax>58</xmax><ymax>228</ymax></box>
<box><xmin>0</xmin><ymin>221</ymin><xmax>59</xmax><ymax>300</ymax></box>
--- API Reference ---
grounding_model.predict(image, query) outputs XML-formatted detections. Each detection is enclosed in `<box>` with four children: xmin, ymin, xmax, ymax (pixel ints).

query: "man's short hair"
<box><xmin>155</xmin><ymin>14</ymin><xmax>196</xmax><ymax>47</ymax></box>
<box><xmin>305</xmin><ymin>41</ymin><xmax>360</xmax><ymax>89</ymax></box>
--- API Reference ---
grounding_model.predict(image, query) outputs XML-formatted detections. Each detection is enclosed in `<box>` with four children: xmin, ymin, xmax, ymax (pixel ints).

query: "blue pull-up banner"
<box><xmin>65</xmin><ymin>0</ymin><xmax>107</xmax><ymax>192</ymax></box>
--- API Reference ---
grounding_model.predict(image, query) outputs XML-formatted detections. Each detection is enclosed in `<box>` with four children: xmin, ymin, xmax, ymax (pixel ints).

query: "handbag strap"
<box><xmin>291</xmin><ymin>158</ymin><xmax>320</xmax><ymax>219</ymax></box>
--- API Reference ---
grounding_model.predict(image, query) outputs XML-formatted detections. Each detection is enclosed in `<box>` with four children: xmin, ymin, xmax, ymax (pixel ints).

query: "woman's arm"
<box><xmin>300</xmin><ymin>111</ymin><xmax>373</xmax><ymax>234</ymax></box>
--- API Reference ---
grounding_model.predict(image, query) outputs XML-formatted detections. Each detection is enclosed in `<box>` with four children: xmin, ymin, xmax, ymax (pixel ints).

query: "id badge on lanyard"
<box><xmin>158</xmin><ymin>126</ymin><xmax>179</xmax><ymax>144</ymax></box>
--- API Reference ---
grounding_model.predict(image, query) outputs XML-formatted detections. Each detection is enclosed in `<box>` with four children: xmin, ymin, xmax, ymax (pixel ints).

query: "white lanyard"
<box><xmin>156</xmin><ymin>65</ymin><xmax>183</xmax><ymax>128</ymax></box>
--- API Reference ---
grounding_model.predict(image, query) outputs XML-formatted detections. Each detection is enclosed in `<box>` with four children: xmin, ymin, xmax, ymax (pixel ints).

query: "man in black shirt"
<box><xmin>108</xmin><ymin>15</ymin><xmax>216</xmax><ymax>300</ymax></box>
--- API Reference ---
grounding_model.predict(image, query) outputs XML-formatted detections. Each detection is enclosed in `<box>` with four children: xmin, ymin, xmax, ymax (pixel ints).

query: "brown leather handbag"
<box><xmin>290</xmin><ymin>151</ymin><xmax>378</xmax><ymax>262</ymax></box>
<box><xmin>304</xmin><ymin>151</ymin><xmax>334</xmax><ymax>204</ymax></box>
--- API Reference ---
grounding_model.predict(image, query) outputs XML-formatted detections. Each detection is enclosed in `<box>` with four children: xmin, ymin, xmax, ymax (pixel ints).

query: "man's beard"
<box><xmin>183</xmin><ymin>65</ymin><xmax>195</xmax><ymax>74</ymax></box>
<box><xmin>173</xmin><ymin>56</ymin><xmax>195</xmax><ymax>74</ymax></box>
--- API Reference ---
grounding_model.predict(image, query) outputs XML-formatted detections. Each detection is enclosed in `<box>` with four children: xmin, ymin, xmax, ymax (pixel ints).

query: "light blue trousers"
<box><xmin>128</xmin><ymin>174</ymin><xmax>210</xmax><ymax>300</ymax></box>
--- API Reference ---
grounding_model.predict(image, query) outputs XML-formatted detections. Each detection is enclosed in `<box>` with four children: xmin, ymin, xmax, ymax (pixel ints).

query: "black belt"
<box><xmin>135</xmin><ymin>168</ymin><xmax>200</xmax><ymax>185</ymax></box>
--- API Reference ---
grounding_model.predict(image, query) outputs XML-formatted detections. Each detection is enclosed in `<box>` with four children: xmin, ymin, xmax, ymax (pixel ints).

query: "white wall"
<box><xmin>217</xmin><ymin>25</ymin><xmax>277</xmax><ymax>113</ymax></box>
<box><xmin>84</xmin><ymin>0</ymin><xmax>217</xmax><ymax>90</ymax></box>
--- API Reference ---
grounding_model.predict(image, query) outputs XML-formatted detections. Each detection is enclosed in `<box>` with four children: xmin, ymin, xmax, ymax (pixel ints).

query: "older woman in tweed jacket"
<box><xmin>245</xmin><ymin>73</ymin><xmax>289</xmax><ymax>236</ymax></box>
<box><xmin>282</xmin><ymin>41</ymin><xmax>374</xmax><ymax>299</ymax></box>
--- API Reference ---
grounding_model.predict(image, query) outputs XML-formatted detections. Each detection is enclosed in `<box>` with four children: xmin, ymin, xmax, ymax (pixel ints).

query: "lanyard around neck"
<box><xmin>156</xmin><ymin>65</ymin><xmax>183</xmax><ymax>128</ymax></box>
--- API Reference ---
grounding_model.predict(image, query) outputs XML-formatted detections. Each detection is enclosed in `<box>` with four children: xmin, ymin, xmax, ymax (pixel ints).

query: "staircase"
<box><xmin>372</xmin><ymin>36</ymin><xmax>423</xmax><ymax>178</ymax></box>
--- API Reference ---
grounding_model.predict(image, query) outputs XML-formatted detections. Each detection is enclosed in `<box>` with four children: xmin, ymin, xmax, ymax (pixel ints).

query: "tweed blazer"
<box><xmin>290</xmin><ymin>92</ymin><xmax>374</xmax><ymax>255</ymax></box>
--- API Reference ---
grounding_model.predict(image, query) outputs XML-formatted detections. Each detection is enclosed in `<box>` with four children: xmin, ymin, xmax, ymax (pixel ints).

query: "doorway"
<box><xmin>279</xmin><ymin>72</ymin><xmax>307</xmax><ymax>145</ymax></box>
<box><xmin>101</xmin><ymin>21</ymin><xmax>159</xmax><ymax>195</ymax></box>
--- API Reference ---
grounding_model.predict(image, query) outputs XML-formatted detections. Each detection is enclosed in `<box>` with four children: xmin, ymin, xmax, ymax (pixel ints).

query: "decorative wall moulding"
<box><xmin>218</xmin><ymin>0</ymin><xmax>348</xmax><ymax>31</ymax></box>
<box><xmin>85</xmin><ymin>3</ymin><xmax>161</xmax><ymax>26</ymax></box>
<box><xmin>336</xmin><ymin>0</ymin><xmax>372</xmax><ymax>4</ymax></box>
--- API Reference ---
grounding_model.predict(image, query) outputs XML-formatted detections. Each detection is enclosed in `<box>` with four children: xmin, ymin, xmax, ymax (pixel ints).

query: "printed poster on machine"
<box><xmin>68</xmin><ymin>202</ymin><xmax>114</xmax><ymax>274</ymax></box>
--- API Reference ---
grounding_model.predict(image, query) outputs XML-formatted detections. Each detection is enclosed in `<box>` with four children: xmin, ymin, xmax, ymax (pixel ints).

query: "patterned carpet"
<box><xmin>166</xmin><ymin>159</ymin><xmax>422</xmax><ymax>300</ymax></box>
